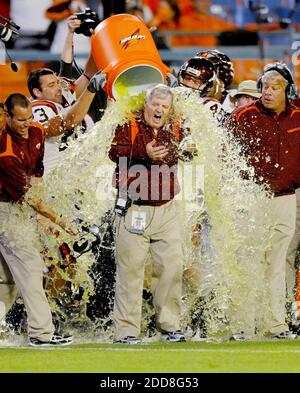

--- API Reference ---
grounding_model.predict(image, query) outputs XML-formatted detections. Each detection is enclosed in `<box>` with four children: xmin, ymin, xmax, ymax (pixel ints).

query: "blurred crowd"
<box><xmin>1</xmin><ymin>0</ymin><xmax>299</xmax><ymax>51</ymax></box>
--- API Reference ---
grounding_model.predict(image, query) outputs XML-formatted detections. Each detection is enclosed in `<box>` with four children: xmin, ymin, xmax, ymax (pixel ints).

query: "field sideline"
<box><xmin>1</xmin><ymin>340</ymin><xmax>300</xmax><ymax>373</ymax></box>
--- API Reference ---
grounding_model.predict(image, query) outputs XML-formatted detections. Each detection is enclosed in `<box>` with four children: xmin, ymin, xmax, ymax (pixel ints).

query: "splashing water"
<box><xmin>1</xmin><ymin>89</ymin><xmax>274</xmax><ymax>343</ymax></box>
<box><xmin>172</xmin><ymin>88</ymin><xmax>273</xmax><ymax>338</ymax></box>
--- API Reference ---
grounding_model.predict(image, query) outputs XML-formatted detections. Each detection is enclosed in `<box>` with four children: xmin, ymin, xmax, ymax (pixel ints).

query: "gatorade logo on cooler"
<box><xmin>120</xmin><ymin>28</ymin><xmax>145</xmax><ymax>50</ymax></box>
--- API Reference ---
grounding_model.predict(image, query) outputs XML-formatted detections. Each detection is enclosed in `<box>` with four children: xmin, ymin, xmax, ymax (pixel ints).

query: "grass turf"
<box><xmin>1</xmin><ymin>340</ymin><xmax>300</xmax><ymax>373</ymax></box>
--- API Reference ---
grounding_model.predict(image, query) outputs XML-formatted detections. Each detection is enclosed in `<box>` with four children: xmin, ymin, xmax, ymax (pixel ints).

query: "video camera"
<box><xmin>115</xmin><ymin>190</ymin><xmax>132</xmax><ymax>216</ymax></box>
<box><xmin>0</xmin><ymin>15</ymin><xmax>20</xmax><ymax>47</ymax></box>
<box><xmin>74</xmin><ymin>8</ymin><xmax>100</xmax><ymax>37</ymax></box>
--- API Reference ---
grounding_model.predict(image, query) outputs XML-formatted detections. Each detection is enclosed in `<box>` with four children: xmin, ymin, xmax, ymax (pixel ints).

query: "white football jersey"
<box><xmin>203</xmin><ymin>98</ymin><xmax>225</xmax><ymax>123</ymax></box>
<box><xmin>32</xmin><ymin>79</ymin><xmax>94</xmax><ymax>176</ymax></box>
<box><xmin>32</xmin><ymin>99</ymin><xmax>66</xmax><ymax>177</ymax></box>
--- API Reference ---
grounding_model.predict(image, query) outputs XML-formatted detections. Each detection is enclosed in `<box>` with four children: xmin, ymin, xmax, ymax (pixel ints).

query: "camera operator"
<box><xmin>45</xmin><ymin>0</ymin><xmax>97</xmax><ymax>68</ymax></box>
<box><xmin>58</xmin><ymin>14</ymin><xmax>107</xmax><ymax>123</ymax></box>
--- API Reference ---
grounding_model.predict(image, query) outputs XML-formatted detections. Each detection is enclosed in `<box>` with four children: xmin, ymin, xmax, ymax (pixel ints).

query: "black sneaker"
<box><xmin>230</xmin><ymin>331</ymin><xmax>246</xmax><ymax>341</ymax></box>
<box><xmin>29</xmin><ymin>333</ymin><xmax>73</xmax><ymax>347</ymax></box>
<box><xmin>271</xmin><ymin>331</ymin><xmax>296</xmax><ymax>339</ymax></box>
<box><xmin>114</xmin><ymin>336</ymin><xmax>142</xmax><ymax>344</ymax></box>
<box><xmin>161</xmin><ymin>330</ymin><xmax>186</xmax><ymax>342</ymax></box>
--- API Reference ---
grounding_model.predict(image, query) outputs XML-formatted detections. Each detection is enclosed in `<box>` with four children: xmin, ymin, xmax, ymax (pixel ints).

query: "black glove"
<box><xmin>87</xmin><ymin>71</ymin><xmax>107</xmax><ymax>93</ymax></box>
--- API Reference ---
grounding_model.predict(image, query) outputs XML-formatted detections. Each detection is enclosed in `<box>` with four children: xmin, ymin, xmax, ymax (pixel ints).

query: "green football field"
<box><xmin>1</xmin><ymin>340</ymin><xmax>300</xmax><ymax>373</ymax></box>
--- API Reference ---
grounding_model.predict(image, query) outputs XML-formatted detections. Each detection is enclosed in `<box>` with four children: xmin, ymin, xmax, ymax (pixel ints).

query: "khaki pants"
<box><xmin>266</xmin><ymin>194</ymin><xmax>296</xmax><ymax>335</ymax></box>
<box><xmin>0</xmin><ymin>202</ymin><xmax>54</xmax><ymax>341</ymax></box>
<box><xmin>286</xmin><ymin>188</ymin><xmax>300</xmax><ymax>301</ymax></box>
<box><xmin>0</xmin><ymin>251</ymin><xmax>17</xmax><ymax>321</ymax></box>
<box><xmin>113</xmin><ymin>199</ymin><xmax>183</xmax><ymax>340</ymax></box>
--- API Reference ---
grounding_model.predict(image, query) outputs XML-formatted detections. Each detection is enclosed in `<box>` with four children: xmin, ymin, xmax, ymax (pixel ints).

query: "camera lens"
<box><xmin>0</xmin><ymin>22</ymin><xmax>19</xmax><ymax>45</ymax></box>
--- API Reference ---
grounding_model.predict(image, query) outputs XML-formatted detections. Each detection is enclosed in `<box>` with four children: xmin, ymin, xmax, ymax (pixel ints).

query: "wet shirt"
<box><xmin>109</xmin><ymin>115</ymin><xmax>188</xmax><ymax>206</ymax></box>
<box><xmin>0</xmin><ymin>124</ymin><xmax>45</xmax><ymax>202</ymax></box>
<box><xmin>31</xmin><ymin>78</ymin><xmax>94</xmax><ymax>176</ymax></box>
<box><xmin>228</xmin><ymin>100</ymin><xmax>300</xmax><ymax>195</ymax></box>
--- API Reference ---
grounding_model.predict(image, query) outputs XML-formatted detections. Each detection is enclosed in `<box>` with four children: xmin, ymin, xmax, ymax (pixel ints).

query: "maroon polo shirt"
<box><xmin>109</xmin><ymin>115</ymin><xmax>189</xmax><ymax>206</ymax></box>
<box><xmin>228</xmin><ymin>100</ymin><xmax>300</xmax><ymax>196</ymax></box>
<box><xmin>0</xmin><ymin>123</ymin><xmax>45</xmax><ymax>202</ymax></box>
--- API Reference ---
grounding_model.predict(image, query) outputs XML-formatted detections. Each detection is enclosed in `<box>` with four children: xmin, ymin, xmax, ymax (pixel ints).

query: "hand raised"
<box><xmin>146</xmin><ymin>139</ymin><xmax>169</xmax><ymax>161</ymax></box>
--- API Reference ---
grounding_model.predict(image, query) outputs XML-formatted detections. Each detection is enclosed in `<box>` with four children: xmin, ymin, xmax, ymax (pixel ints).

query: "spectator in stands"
<box><xmin>0</xmin><ymin>93</ymin><xmax>76</xmax><ymax>346</ymax></box>
<box><xmin>109</xmin><ymin>84</ymin><xmax>196</xmax><ymax>344</ymax></box>
<box><xmin>141</xmin><ymin>0</ymin><xmax>180</xmax><ymax>30</ymax></box>
<box><xmin>10</xmin><ymin>0</ymin><xmax>54</xmax><ymax>50</ymax></box>
<box><xmin>101</xmin><ymin>0</ymin><xmax>126</xmax><ymax>18</ymax></box>
<box><xmin>227</xmin><ymin>63</ymin><xmax>300</xmax><ymax>339</ymax></box>
<box><xmin>171</xmin><ymin>0</ymin><xmax>236</xmax><ymax>47</ymax></box>
<box><xmin>231</xmin><ymin>80</ymin><xmax>261</xmax><ymax>108</ymax></box>
<box><xmin>126</xmin><ymin>1</ymin><xmax>170</xmax><ymax>50</ymax></box>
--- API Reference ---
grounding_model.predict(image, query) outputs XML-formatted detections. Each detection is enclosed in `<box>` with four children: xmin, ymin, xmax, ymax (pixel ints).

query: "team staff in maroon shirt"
<box><xmin>228</xmin><ymin>63</ymin><xmax>300</xmax><ymax>339</ymax></box>
<box><xmin>0</xmin><ymin>93</ymin><xmax>74</xmax><ymax>346</ymax></box>
<box><xmin>109</xmin><ymin>84</ymin><xmax>196</xmax><ymax>344</ymax></box>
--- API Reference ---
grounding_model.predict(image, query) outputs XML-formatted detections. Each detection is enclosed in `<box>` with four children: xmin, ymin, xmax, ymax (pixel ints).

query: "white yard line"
<box><xmin>2</xmin><ymin>346</ymin><xmax>300</xmax><ymax>353</ymax></box>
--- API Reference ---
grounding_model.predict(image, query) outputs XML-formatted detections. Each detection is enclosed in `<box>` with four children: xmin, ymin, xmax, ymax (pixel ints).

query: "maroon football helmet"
<box><xmin>197</xmin><ymin>50</ymin><xmax>234</xmax><ymax>89</ymax></box>
<box><xmin>177</xmin><ymin>57</ymin><xmax>217</xmax><ymax>97</ymax></box>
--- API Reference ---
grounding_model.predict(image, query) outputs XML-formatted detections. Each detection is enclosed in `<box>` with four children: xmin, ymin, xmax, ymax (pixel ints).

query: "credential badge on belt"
<box><xmin>131</xmin><ymin>211</ymin><xmax>146</xmax><ymax>234</ymax></box>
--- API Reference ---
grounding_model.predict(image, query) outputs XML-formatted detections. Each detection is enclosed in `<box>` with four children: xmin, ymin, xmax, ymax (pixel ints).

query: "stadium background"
<box><xmin>0</xmin><ymin>0</ymin><xmax>299</xmax><ymax>102</ymax></box>
<box><xmin>1</xmin><ymin>0</ymin><xmax>300</xmax><ymax>374</ymax></box>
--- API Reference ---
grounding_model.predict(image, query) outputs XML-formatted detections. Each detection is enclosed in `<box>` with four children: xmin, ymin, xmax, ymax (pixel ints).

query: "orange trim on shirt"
<box><xmin>291</xmin><ymin>109</ymin><xmax>300</xmax><ymax>118</ymax></box>
<box><xmin>287</xmin><ymin>127</ymin><xmax>300</xmax><ymax>134</ymax></box>
<box><xmin>130</xmin><ymin>120</ymin><xmax>139</xmax><ymax>145</ymax></box>
<box><xmin>236</xmin><ymin>105</ymin><xmax>260</xmax><ymax>122</ymax></box>
<box><xmin>172</xmin><ymin>121</ymin><xmax>180</xmax><ymax>141</ymax></box>
<box><xmin>0</xmin><ymin>133</ymin><xmax>18</xmax><ymax>159</ymax></box>
<box><xmin>45</xmin><ymin>9</ymin><xmax>72</xmax><ymax>21</ymax></box>
<box><xmin>130</xmin><ymin>119</ymin><xmax>181</xmax><ymax>144</ymax></box>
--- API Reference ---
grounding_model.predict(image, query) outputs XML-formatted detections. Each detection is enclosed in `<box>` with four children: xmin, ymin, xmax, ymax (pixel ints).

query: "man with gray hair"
<box><xmin>228</xmin><ymin>63</ymin><xmax>300</xmax><ymax>339</ymax></box>
<box><xmin>109</xmin><ymin>84</ymin><xmax>195</xmax><ymax>344</ymax></box>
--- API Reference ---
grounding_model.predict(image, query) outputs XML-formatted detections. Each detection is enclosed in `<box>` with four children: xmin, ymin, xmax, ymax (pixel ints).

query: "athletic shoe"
<box><xmin>161</xmin><ymin>330</ymin><xmax>186</xmax><ymax>342</ymax></box>
<box><xmin>29</xmin><ymin>333</ymin><xmax>73</xmax><ymax>347</ymax></box>
<box><xmin>114</xmin><ymin>336</ymin><xmax>142</xmax><ymax>344</ymax></box>
<box><xmin>230</xmin><ymin>332</ymin><xmax>246</xmax><ymax>341</ymax></box>
<box><xmin>271</xmin><ymin>331</ymin><xmax>297</xmax><ymax>339</ymax></box>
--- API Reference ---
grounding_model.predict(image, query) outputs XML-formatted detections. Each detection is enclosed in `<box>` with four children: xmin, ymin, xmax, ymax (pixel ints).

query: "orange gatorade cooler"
<box><xmin>91</xmin><ymin>13</ymin><xmax>171</xmax><ymax>100</ymax></box>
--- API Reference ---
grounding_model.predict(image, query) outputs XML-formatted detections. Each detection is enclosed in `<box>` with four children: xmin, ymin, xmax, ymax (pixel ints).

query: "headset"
<box><xmin>257</xmin><ymin>63</ymin><xmax>297</xmax><ymax>98</ymax></box>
